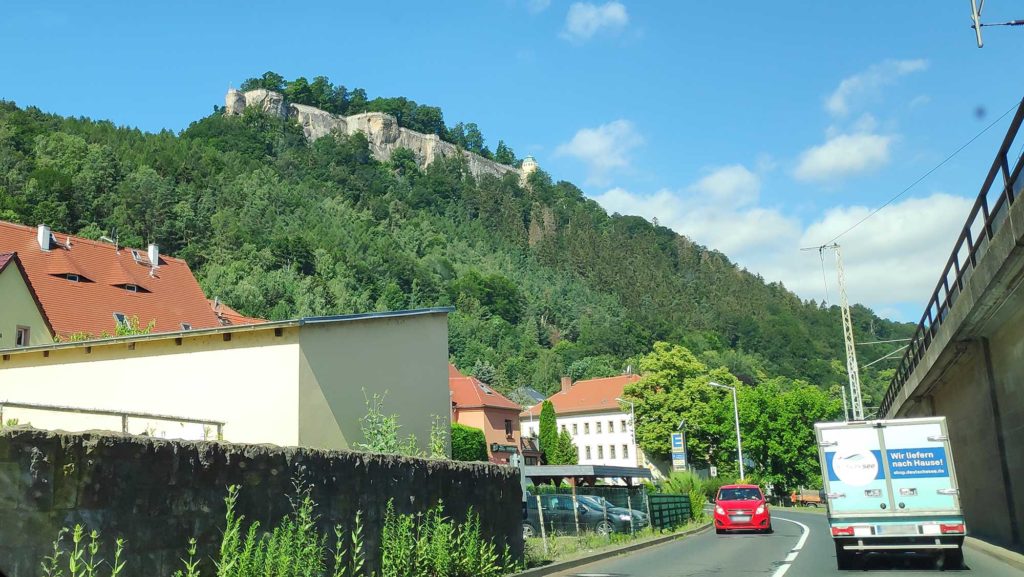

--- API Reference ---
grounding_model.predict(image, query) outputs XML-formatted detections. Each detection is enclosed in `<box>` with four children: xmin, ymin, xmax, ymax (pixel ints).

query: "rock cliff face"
<box><xmin>225</xmin><ymin>89</ymin><xmax>532</xmax><ymax>181</ymax></box>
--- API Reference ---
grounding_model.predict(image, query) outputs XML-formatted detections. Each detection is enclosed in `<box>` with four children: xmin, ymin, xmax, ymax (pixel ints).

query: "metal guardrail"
<box><xmin>0</xmin><ymin>400</ymin><xmax>225</xmax><ymax>439</ymax></box>
<box><xmin>879</xmin><ymin>98</ymin><xmax>1024</xmax><ymax>417</ymax></box>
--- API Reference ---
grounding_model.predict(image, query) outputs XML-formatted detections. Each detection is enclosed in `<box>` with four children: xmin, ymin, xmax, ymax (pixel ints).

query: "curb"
<box><xmin>513</xmin><ymin>522</ymin><xmax>712</xmax><ymax>577</ymax></box>
<box><xmin>965</xmin><ymin>537</ymin><xmax>1024</xmax><ymax>571</ymax></box>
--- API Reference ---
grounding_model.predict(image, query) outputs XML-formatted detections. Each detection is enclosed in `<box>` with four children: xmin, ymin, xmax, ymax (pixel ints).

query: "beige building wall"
<box><xmin>0</xmin><ymin>329</ymin><xmax>302</xmax><ymax>445</ymax></box>
<box><xmin>0</xmin><ymin>262</ymin><xmax>50</xmax><ymax>348</ymax></box>
<box><xmin>297</xmin><ymin>312</ymin><xmax>451</xmax><ymax>453</ymax></box>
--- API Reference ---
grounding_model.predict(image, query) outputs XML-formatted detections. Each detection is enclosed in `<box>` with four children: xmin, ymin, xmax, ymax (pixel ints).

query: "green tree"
<box><xmin>553</xmin><ymin>429</ymin><xmax>579</xmax><ymax>465</ymax></box>
<box><xmin>622</xmin><ymin>342</ymin><xmax>739</xmax><ymax>470</ymax></box>
<box><xmin>538</xmin><ymin>400</ymin><xmax>558</xmax><ymax>465</ymax></box>
<box><xmin>471</xmin><ymin>359</ymin><xmax>497</xmax><ymax>384</ymax></box>
<box><xmin>494</xmin><ymin>140</ymin><xmax>516</xmax><ymax>165</ymax></box>
<box><xmin>740</xmin><ymin>379</ymin><xmax>842</xmax><ymax>492</ymax></box>
<box><xmin>451</xmin><ymin>423</ymin><xmax>488</xmax><ymax>461</ymax></box>
<box><xmin>239</xmin><ymin>71</ymin><xmax>285</xmax><ymax>92</ymax></box>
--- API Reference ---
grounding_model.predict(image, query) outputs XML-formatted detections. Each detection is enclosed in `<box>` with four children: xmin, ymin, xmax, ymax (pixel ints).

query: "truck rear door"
<box><xmin>881</xmin><ymin>420</ymin><xmax>960</xmax><ymax>514</ymax></box>
<box><xmin>820</xmin><ymin>424</ymin><xmax>892</xmax><ymax>515</ymax></box>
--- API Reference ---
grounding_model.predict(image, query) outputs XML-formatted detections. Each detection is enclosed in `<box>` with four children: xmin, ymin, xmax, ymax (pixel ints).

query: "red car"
<box><xmin>713</xmin><ymin>484</ymin><xmax>773</xmax><ymax>534</ymax></box>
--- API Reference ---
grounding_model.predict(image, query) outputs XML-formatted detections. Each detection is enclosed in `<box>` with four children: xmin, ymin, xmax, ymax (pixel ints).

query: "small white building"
<box><xmin>521</xmin><ymin>374</ymin><xmax>663</xmax><ymax>480</ymax></box>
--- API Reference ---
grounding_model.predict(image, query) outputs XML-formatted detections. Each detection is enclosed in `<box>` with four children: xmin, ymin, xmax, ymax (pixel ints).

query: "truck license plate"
<box><xmin>876</xmin><ymin>524</ymin><xmax>917</xmax><ymax>535</ymax></box>
<box><xmin>730</xmin><ymin>515</ymin><xmax>751</xmax><ymax>523</ymax></box>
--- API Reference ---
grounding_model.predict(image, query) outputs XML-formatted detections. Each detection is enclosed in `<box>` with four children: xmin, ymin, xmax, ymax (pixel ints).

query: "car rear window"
<box><xmin>718</xmin><ymin>487</ymin><xmax>763</xmax><ymax>501</ymax></box>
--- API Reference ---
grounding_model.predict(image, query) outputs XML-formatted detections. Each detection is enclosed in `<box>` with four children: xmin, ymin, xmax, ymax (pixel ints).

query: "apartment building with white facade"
<box><xmin>521</xmin><ymin>374</ymin><xmax>651</xmax><ymax>472</ymax></box>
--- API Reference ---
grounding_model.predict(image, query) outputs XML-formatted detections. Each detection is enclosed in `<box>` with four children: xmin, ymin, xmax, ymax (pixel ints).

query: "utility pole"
<box><xmin>833</xmin><ymin>244</ymin><xmax>865</xmax><ymax>420</ymax></box>
<box><xmin>804</xmin><ymin>243</ymin><xmax>865</xmax><ymax>420</ymax></box>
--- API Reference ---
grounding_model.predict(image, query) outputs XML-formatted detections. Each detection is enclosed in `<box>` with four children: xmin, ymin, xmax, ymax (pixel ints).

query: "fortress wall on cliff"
<box><xmin>226</xmin><ymin>89</ymin><xmax>527</xmax><ymax>181</ymax></box>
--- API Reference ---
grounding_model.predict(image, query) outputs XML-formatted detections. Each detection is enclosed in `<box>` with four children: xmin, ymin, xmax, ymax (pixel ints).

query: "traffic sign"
<box><xmin>670</xmin><ymin>433</ymin><xmax>687</xmax><ymax>470</ymax></box>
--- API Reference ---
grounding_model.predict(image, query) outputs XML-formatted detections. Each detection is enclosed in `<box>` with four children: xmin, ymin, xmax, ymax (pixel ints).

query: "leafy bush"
<box><xmin>451</xmin><ymin>423</ymin><xmax>488</xmax><ymax>461</ymax></box>
<box><xmin>660</xmin><ymin>471</ymin><xmax>707</xmax><ymax>520</ymax></box>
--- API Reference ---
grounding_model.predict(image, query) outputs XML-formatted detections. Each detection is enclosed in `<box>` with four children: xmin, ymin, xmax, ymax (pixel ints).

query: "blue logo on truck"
<box><xmin>886</xmin><ymin>447</ymin><xmax>948</xmax><ymax>478</ymax></box>
<box><xmin>826</xmin><ymin>450</ymin><xmax>884</xmax><ymax>483</ymax></box>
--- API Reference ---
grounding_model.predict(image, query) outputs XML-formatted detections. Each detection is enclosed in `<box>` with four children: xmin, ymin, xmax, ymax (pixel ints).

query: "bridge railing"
<box><xmin>879</xmin><ymin>98</ymin><xmax>1024</xmax><ymax>418</ymax></box>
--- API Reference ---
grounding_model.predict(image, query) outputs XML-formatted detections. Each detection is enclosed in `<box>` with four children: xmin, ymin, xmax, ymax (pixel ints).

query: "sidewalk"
<box><xmin>965</xmin><ymin>537</ymin><xmax>1024</xmax><ymax>571</ymax></box>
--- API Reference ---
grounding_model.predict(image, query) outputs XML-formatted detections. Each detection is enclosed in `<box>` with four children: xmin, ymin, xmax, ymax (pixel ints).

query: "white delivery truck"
<box><xmin>815</xmin><ymin>417</ymin><xmax>965</xmax><ymax>569</ymax></box>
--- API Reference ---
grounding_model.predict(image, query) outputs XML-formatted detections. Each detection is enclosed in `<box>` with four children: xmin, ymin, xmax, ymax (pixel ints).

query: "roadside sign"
<box><xmin>670</xmin><ymin>433</ymin><xmax>687</xmax><ymax>471</ymax></box>
<box><xmin>710</xmin><ymin>466</ymin><xmax>718</xmax><ymax>477</ymax></box>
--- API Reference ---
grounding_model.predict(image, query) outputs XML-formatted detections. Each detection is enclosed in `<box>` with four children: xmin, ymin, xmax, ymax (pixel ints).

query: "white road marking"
<box><xmin>770</xmin><ymin>516</ymin><xmax>811</xmax><ymax>577</ymax></box>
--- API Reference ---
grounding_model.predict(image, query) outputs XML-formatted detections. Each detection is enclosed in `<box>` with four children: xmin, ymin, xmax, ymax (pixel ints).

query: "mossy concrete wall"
<box><xmin>0</xmin><ymin>428</ymin><xmax>522</xmax><ymax>577</ymax></box>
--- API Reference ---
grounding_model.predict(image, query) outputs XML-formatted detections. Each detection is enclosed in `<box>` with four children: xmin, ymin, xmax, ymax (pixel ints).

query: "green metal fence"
<box><xmin>647</xmin><ymin>494</ymin><xmax>692</xmax><ymax>530</ymax></box>
<box><xmin>528</xmin><ymin>485</ymin><xmax>693</xmax><ymax>531</ymax></box>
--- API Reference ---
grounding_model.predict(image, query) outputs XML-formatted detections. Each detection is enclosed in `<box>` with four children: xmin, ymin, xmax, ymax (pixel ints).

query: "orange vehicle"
<box><xmin>790</xmin><ymin>488</ymin><xmax>825</xmax><ymax>507</ymax></box>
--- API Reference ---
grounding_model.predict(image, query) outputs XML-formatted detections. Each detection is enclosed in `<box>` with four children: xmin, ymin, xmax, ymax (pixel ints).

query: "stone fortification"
<box><xmin>0</xmin><ymin>427</ymin><xmax>522</xmax><ymax>577</ymax></box>
<box><xmin>226</xmin><ymin>88</ymin><xmax>534</xmax><ymax>181</ymax></box>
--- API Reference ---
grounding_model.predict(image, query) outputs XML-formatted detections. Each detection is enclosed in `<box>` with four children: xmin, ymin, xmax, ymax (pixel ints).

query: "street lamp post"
<box><xmin>615</xmin><ymin>397</ymin><xmax>638</xmax><ymax>467</ymax></box>
<box><xmin>708</xmin><ymin>382</ymin><xmax>744</xmax><ymax>481</ymax></box>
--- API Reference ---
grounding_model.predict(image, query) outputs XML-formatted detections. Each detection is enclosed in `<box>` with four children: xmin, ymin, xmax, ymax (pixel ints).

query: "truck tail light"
<box><xmin>940</xmin><ymin>523</ymin><xmax>965</xmax><ymax>534</ymax></box>
<box><xmin>831</xmin><ymin>526</ymin><xmax>855</xmax><ymax>537</ymax></box>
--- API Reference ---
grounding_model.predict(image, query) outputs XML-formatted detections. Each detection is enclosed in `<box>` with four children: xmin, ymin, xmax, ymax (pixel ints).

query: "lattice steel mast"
<box><xmin>831</xmin><ymin>244</ymin><xmax>864</xmax><ymax>420</ymax></box>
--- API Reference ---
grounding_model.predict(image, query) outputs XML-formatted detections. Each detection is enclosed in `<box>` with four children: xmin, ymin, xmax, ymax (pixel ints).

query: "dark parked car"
<box><xmin>522</xmin><ymin>492</ymin><xmax>648</xmax><ymax>538</ymax></box>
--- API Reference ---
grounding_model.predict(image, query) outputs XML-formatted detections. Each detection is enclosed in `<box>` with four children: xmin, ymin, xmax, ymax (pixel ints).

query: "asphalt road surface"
<box><xmin>545</xmin><ymin>509</ymin><xmax>1022</xmax><ymax>576</ymax></box>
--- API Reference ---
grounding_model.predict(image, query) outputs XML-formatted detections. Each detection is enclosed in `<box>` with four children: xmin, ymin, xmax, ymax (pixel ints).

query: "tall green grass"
<box><xmin>41</xmin><ymin>482</ymin><xmax>519</xmax><ymax>577</ymax></box>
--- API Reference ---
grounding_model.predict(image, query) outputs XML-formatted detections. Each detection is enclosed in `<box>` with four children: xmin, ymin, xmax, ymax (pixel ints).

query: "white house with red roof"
<box><xmin>521</xmin><ymin>373</ymin><xmax>664</xmax><ymax>479</ymax></box>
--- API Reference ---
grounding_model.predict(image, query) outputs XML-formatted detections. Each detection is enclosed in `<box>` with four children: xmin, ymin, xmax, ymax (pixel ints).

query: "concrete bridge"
<box><xmin>880</xmin><ymin>97</ymin><xmax>1024</xmax><ymax>553</ymax></box>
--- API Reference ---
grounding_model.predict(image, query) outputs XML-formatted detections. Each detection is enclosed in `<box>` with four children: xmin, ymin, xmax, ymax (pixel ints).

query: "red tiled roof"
<box><xmin>448</xmin><ymin>364</ymin><xmax>522</xmax><ymax>410</ymax></box>
<box><xmin>0</xmin><ymin>221</ymin><xmax>222</xmax><ymax>338</ymax></box>
<box><xmin>520</xmin><ymin>374</ymin><xmax>642</xmax><ymax>418</ymax></box>
<box><xmin>209</xmin><ymin>299</ymin><xmax>266</xmax><ymax>326</ymax></box>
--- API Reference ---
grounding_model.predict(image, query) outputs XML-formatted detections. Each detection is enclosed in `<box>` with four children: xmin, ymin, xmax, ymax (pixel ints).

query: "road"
<box><xmin>544</xmin><ymin>509</ymin><xmax>1022</xmax><ymax>576</ymax></box>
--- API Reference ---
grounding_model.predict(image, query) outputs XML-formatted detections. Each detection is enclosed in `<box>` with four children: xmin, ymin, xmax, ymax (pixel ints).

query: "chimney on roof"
<box><xmin>561</xmin><ymin>376</ymin><xmax>572</xmax><ymax>394</ymax></box>
<box><xmin>148</xmin><ymin>243</ymin><xmax>160</xmax><ymax>267</ymax></box>
<box><xmin>37</xmin><ymin>224</ymin><xmax>51</xmax><ymax>251</ymax></box>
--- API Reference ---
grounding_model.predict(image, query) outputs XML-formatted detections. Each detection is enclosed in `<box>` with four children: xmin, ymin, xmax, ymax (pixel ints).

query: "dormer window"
<box><xmin>113</xmin><ymin>312</ymin><xmax>128</xmax><ymax>327</ymax></box>
<box><xmin>66</xmin><ymin>273</ymin><xmax>79</xmax><ymax>282</ymax></box>
<box><xmin>112</xmin><ymin>283</ymin><xmax>148</xmax><ymax>293</ymax></box>
<box><xmin>180</xmin><ymin>323</ymin><xmax>192</xmax><ymax>331</ymax></box>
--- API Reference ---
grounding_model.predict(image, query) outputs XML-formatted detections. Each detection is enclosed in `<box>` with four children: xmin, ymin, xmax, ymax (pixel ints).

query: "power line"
<box><xmin>822</xmin><ymin>98</ymin><xmax>1023</xmax><ymax>246</ymax></box>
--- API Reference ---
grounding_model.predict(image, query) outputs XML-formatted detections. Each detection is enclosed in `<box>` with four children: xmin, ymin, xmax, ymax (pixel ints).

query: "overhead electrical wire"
<box><xmin>822</xmin><ymin>98</ymin><xmax>1023</xmax><ymax>246</ymax></box>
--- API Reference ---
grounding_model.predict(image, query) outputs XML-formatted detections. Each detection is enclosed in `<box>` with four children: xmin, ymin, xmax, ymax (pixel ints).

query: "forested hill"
<box><xmin>0</xmin><ymin>74</ymin><xmax>913</xmax><ymax>406</ymax></box>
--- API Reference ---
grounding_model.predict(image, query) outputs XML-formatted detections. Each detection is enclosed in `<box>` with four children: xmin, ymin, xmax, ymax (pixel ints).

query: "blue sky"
<box><xmin>2</xmin><ymin>1</ymin><xmax>1022</xmax><ymax>322</ymax></box>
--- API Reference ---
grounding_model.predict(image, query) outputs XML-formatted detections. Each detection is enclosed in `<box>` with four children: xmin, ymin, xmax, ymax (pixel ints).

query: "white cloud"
<box><xmin>826</xmin><ymin>59</ymin><xmax>929</xmax><ymax>117</ymax></box>
<box><xmin>562</xmin><ymin>2</ymin><xmax>629</xmax><ymax>41</ymax></box>
<box><xmin>526</xmin><ymin>0</ymin><xmax>551</xmax><ymax>13</ymax></box>
<box><xmin>776</xmin><ymin>194</ymin><xmax>973</xmax><ymax>311</ymax></box>
<box><xmin>592</xmin><ymin>166</ymin><xmax>972</xmax><ymax>320</ymax></box>
<box><xmin>794</xmin><ymin>133</ymin><xmax>893</xmax><ymax>182</ymax></box>
<box><xmin>555</xmin><ymin>119</ymin><xmax>643</xmax><ymax>185</ymax></box>
<box><xmin>690</xmin><ymin>164</ymin><xmax>761</xmax><ymax>206</ymax></box>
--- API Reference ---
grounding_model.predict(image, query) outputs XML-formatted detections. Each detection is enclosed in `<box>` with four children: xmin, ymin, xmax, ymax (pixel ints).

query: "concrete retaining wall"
<box><xmin>0</xmin><ymin>428</ymin><xmax>522</xmax><ymax>577</ymax></box>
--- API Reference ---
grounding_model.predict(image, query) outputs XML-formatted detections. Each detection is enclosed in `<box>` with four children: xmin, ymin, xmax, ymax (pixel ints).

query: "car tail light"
<box><xmin>940</xmin><ymin>523</ymin><xmax>965</xmax><ymax>534</ymax></box>
<box><xmin>831</xmin><ymin>526</ymin><xmax>855</xmax><ymax>537</ymax></box>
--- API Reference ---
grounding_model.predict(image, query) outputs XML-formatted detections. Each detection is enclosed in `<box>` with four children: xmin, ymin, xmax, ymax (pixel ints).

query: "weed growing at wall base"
<box><xmin>39</xmin><ymin>481</ymin><xmax>520</xmax><ymax>577</ymax></box>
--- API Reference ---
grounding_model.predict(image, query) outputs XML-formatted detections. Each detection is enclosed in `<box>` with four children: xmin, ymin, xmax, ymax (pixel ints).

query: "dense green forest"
<box><xmin>0</xmin><ymin>74</ymin><xmax>912</xmax><ymax>408</ymax></box>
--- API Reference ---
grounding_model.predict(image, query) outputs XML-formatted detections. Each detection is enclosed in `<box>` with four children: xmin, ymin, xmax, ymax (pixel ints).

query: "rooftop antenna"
<box><xmin>970</xmin><ymin>0</ymin><xmax>1024</xmax><ymax>47</ymax></box>
<box><xmin>802</xmin><ymin>243</ymin><xmax>864</xmax><ymax>420</ymax></box>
